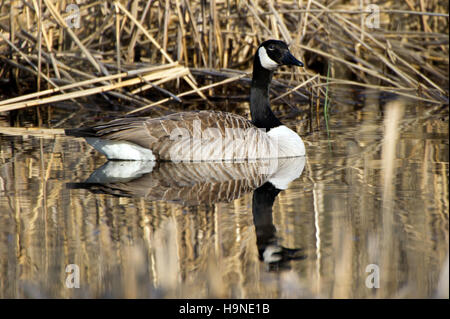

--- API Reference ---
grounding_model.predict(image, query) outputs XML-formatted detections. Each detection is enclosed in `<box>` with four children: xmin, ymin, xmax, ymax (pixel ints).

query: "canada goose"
<box><xmin>65</xmin><ymin>40</ymin><xmax>305</xmax><ymax>161</ymax></box>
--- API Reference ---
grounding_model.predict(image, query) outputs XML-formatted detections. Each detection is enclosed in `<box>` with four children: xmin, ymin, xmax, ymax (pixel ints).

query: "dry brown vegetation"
<box><xmin>0</xmin><ymin>0</ymin><xmax>448</xmax><ymax>116</ymax></box>
<box><xmin>0</xmin><ymin>1</ymin><xmax>448</xmax><ymax>299</ymax></box>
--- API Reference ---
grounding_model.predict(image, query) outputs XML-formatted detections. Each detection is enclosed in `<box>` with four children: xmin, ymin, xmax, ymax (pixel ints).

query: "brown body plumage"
<box><xmin>67</xmin><ymin>111</ymin><xmax>278</xmax><ymax>161</ymax></box>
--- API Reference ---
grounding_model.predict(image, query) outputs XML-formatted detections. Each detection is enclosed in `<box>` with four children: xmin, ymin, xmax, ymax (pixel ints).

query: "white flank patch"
<box><xmin>267</xmin><ymin>125</ymin><xmax>306</xmax><ymax>158</ymax></box>
<box><xmin>268</xmin><ymin>156</ymin><xmax>306</xmax><ymax>190</ymax></box>
<box><xmin>258</xmin><ymin>46</ymin><xmax>279</xmax><ymax>70</ymax></box>
<box><xmin>85</xmin><ymin>137</ymin><xmax>156</xmax><ymax>161</ymax></box>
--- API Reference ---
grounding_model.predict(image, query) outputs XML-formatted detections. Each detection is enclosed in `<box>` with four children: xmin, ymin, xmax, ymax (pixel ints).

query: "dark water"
<box><xmin>0</xmin><ymin>94</ymin><xmax>448</xmax><ymax>298</ymax></box>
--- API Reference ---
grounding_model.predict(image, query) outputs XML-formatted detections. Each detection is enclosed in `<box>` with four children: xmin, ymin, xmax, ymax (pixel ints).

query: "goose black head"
<box><xmin>257</xmin><ymin>40</ymin><xmax>304</xmax><ymax>71</ymax></box>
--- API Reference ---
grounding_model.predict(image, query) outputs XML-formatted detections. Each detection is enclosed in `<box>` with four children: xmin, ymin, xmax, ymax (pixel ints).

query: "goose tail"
<box><xmin>65</xmin><ymin>127</ymin><xmax>98</xmax><ymax>138</ymax></box>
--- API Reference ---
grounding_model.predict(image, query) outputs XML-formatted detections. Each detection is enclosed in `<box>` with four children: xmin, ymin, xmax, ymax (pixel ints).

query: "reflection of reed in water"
<box><xmin>69</xmin><ymin>158</ymin><xmax>306</xmax><ymax>271</ymax></box>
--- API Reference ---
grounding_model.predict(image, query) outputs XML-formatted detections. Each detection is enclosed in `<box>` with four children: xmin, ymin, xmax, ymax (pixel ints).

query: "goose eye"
<box><xmin>267</xmin><ymin>45</ymin><xmax>275</xmax><ymax>51</ymax></box>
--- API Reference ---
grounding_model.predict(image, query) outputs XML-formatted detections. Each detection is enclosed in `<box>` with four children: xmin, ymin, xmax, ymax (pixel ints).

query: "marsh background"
<box><xmin>0</xmin><ymin>0</ymin><xmax>448</xmax><ymax>298</ymax></box>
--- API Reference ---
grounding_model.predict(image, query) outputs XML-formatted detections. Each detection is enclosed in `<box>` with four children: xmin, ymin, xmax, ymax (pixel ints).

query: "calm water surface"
<box><xmin>0</xmin><ymin>95</ymin><xmax>448</xmax><ymax>298</ymax></box>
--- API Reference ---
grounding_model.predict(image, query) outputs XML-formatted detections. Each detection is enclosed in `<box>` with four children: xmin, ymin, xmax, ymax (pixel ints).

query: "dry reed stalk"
<box><xmin>381</xmin><ymin>100</ymin><xmax>405</xmax><ymax>206</ymax></box>
<box><xmin>162</xmin><ymin>0</ymin><xmax>170</xmax><ymax>64</ymax></box>
<box><xmin>184</xmin><ymin>0</ymin><xmax>207</xmax><ymax>67</ymax></box>
<box><xmin>0</xmin><ymin>126</ymin><xmax>64</xmax><ymax>137</ymax></box>
<box><xmin>175</xmin><ymin>0</ymin><xmax>189</xmax><ymax>67</ymax></box>
<box><xmin>33</xmin><ymin>0</ymin><xmax>42</xmax><ymax>92</ymax></box>
<box><xmin>0</xmin><ymin>65</ymin><xmax>190</xmax><ymax>112</ymax></box>
<box><xmin>115</xmin><ymin>4</ymin><xmax>121</xmax><ymax>82</ymax></box>
<box><xmin>127</xmin><ymin>0</ymin><xmax>152</xmax><ymax>63</ymax></box>
<box><xmin>129</xmin><ymin>66</ymin><xmax>191</xmax><ymax>94</ymax></box>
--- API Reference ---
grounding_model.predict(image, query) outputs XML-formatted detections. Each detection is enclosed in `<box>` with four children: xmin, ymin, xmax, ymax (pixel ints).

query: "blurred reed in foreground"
<box><xmin>0</xmin><ymin>0</ymin><xmax>448</xmax><ymax>117</ymax></box>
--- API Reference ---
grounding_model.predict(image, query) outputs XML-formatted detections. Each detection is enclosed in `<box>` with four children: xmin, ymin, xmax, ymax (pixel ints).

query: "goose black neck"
<box><xmin>250</xmin><ymin>55</ymin><xmax>282</xmax><ymax>131</ymax></box>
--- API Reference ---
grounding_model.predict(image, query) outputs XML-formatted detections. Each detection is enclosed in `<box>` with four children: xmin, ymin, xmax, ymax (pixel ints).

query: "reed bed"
<box><xmin>0</xmin><ymin>0</ymin><xmax>448</xmax><ymax>118</ymax></box>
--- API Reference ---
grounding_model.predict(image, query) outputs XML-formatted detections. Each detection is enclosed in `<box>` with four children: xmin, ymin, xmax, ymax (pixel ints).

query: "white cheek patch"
<box><xmin>258</xmin><ymin>46</ymin><xmax>279</xmax><ymax>70</ymax></box>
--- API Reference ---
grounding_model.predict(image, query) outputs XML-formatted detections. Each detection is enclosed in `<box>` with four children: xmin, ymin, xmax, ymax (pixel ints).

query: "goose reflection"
<box><xmin>68</xmin><ymin>157</ymin><xmax>306</xmax><ymax>269</ymax></box>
